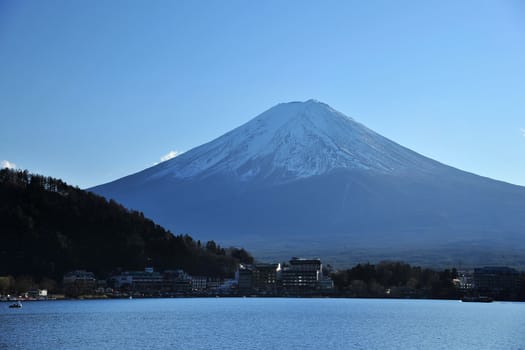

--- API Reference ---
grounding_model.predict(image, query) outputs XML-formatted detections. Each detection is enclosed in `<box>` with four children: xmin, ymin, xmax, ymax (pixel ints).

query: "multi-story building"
<box><xmin>252</xmin><ymin>263</ymin><xmax>280</xmax><ymax>292</ymax></box>
<box><xmin>238</xmin><ymin>258</ymin><xmax>333</xmax><ymax>293</ymax></box>
<box><xmin>112</xmin><ymin>268</ymin><xmax>198</xmax><ymax>293</ymax></box>
<box><xmin>280</xmin><ymin>258</ymin><xmax>323</xmax><ymax>290</ymax></box>
<box><xmin>191</xmin><ymin>276</ymin><xmax>207</xmax><ymax>291</ymax></box>
<box><xmin>473</xmin><ymin>266</ymin><xmax>519</xmax><ymax>294</ymax></box>
<box><xmin>237</xmin><ymin>263</ymin><xmax>280</xmax><ymax>293</ymax></box>
<box><xmin>112</xmin><ymin>268</ymin><xmax>165</xmax><ymax>292</ymax></box>
<box><xmin>457</xmin><ymin>270</ymin><xmax>474</xmax><ymax>290</ymax></box>
<box><xmin>206</xmin><ymin>278</ymin><xmax>222</xmax><ymax>291</ymax></box>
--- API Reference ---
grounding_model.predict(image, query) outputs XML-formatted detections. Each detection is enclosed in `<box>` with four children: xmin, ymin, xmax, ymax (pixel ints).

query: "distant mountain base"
<box><xmin>220</xmin><ymin>237</ymin><xmax>525</xmax><ymax>270</ymax></box>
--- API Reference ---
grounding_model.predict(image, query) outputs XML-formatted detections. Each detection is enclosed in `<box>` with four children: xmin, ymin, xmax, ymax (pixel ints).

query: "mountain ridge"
<box><xmin>90</xmin><ymin>100</ymin><xmax>525</xmax><ymax>267</ymax></box>
<box><xmin>138</xmin><ymin>100</ymin><xmax>444</xmax><ymax>183</ymax></box>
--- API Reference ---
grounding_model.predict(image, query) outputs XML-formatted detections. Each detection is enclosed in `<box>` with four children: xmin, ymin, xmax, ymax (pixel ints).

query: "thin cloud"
<box><xmin>1</xmin><ymin>160</ymin><xmax>17</xmax><ymax>169</ymax></box>
<box><xmin>153</xmin><ymin>150</ymin><xmax>183</xmax><ymax>165</ymax></box>
<box><xmin>521</xmin><ymin>128</ymin><xmax>525</xmax><ymax>137</ymax></box>
<box><xmin>160</xmin><ymin>150</ymin><xmax>182</xmax><ymax>162</ymax></box>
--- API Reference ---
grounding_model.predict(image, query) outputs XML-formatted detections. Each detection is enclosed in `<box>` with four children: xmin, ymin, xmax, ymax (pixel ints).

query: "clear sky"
<box><xmin>1</xmin><ymin>0</ymin><xmax>524</xmax><ymax>188</ymax></box>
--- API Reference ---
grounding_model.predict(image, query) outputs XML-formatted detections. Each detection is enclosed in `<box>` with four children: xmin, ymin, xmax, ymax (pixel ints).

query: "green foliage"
<box><xmin>331</xmin><ymin>261</ymin><xmax>461</xmax><ymax>299</ymax></box>
<box><xmin>228</xmin><ymin>247</ymin><xmax>254</xmax><ymax>264</ymax></box>
<box><xmin>0</xmin><ymin>169</ymin><xmax>251</xmax><ymax>282</ymax></box>
<box><xmin>0</xmin><ymin>276</ymin><xmax>14</xmax><ymax>293</ymax></box>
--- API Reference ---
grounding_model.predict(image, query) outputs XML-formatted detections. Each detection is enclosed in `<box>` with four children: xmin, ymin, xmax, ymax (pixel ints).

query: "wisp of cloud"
<box><xmin>1</xmin><ymin>160</ymin><xmax>17</xmax><ymax>169</ymax></box>
<box><xmin>160</xmin><ymin>151</ymin><xmax>182</xmax><ymax>162</ymax></box>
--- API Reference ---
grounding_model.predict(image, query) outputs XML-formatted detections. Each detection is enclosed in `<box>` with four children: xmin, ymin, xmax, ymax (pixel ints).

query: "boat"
<box><xmin>8</xmin><ymin>301</ymin><xmax>22</xmax><ymax>308</ymax></box>
<box><xmin>461</xmin><ymin>296</ymin><xmax>493</xmax><ymax>303</ymax></box>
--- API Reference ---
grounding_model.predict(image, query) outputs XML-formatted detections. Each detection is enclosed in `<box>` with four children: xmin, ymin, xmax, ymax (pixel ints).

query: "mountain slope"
<box><xmin>0</xmin><ymin>169</ymin><xmax>253</xmax><ymax>281</ymax></box>
<box><xmin>90</xmin><ymin>100</ymin><xmax>525</xmax><ymax>267</ymax></box>
<box><xmin>128</xmin><ymin>100</ymin><xmax>442</xmax><ymax>183</ymax></box>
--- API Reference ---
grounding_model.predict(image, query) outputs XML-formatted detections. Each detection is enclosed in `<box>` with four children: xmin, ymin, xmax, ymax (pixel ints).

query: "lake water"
<box><xmin>1</xmin><ymin>298</ymin><xmax>524</xmax><ymax>349</ymax></box>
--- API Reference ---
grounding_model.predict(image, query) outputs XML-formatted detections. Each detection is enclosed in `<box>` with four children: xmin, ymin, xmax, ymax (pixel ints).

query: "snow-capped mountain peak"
<box><xmin>150</xmin><ymin>100</ymin><xmax>437</xmax><ymax>181</ymax></box>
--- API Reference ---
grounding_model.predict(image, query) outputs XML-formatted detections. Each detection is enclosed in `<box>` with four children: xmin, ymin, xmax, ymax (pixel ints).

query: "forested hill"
<box><xmin>0</xmin><ymin>169</ymin><xmax>253</xmax><ymax>282</ymax></box>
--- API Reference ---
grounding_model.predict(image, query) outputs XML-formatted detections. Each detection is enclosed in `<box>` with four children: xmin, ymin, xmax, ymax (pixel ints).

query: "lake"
<box><xmin>1</xmin><ymin>298</ymin><xmax>524</xmax><ymax>349</ymax></box>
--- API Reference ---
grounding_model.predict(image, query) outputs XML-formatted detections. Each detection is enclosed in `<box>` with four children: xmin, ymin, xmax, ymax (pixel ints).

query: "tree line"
<box><xmin>330</xmin><ymin>261</ymin><xmax>525</xmax><ymax>300</ymax></box>
<box><xmin>331</xmin><ymin>261</ymin><xmax>460</xmax><ymax>299</ymax></box>
<box><xmin>0</xmin><ymin>168</ymin><xmax>253</xmax><ymax>291</ymax></box>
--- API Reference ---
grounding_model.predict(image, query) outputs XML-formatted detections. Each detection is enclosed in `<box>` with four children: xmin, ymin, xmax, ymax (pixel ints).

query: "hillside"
<box><xmin>90</xmin><ymin>100</ymin><xmax>525</xmax><ymax>267</ymax></box>
<box><xmin>0</xmin><ymin>169</ymin><xmax>252</xmax><ymax>282</ymax></box>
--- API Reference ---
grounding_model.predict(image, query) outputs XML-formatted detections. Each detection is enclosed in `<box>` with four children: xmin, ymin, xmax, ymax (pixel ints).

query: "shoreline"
<box><xmin>2</xmin><ymin>295</ymin><xmax>522</xmax><ymax>303</ymax></box>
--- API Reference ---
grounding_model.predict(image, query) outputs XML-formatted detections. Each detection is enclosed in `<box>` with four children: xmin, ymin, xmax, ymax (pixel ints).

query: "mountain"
<box><xmin>0</xmin><ymin>169</ymin><xmax>253</xmax><ymax>282</ymax></box>
<box><xmin>90</xmin><ymin>100</ymin><xmax>525</xmax><ymax>267</ymax></box>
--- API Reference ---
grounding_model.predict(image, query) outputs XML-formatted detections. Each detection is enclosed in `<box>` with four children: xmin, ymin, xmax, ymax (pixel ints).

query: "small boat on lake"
<box><xmin>461</xmin><ymin>296</ymin><xmax>493</xmax><ymax>303</ymax></box>
<box><xmin>9</xmin><ymin>301</ymin><xmax>22</xmax><ymax>308</ymax></box>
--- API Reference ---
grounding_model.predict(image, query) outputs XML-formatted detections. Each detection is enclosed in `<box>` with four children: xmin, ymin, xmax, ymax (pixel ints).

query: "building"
<box><xmin>237</xmin><ymin>258</ymin><xmax>333</xmax><ymax>293</ymax></box>
<box><xmin>206</xmin><ymin>278</ymin><xmax>222</xmax><ymax>290</ymax></box>
<box><xmin>457</xmin><ymin>271</ymin><xmax>474</xmax><ymax>290</ymax></box>
<box><xmin>27</xmin><ymin>289</ymin><xmax>48</xmax><ymax>299</ymax></box>
<box><xmin>112</xmin><ymin>268</ymin><xmax>165</xmax><ymax>293</ymax></box>
<box><xmin>164</xmin><ymin>270</ymin><xmax>192</xmax><ymax>293</ymax></box>
<box><xmin>112</xmin><ymin>268</ymin><xmax>200</xmax><ymax>294</ymax></box>
<box><xmin>237</xmin><ymin>263</ymin><xmax>280</xmax><ymax>293</ymax></box>
<box><xmin>280</xmin><ymin>258</ymin><xmax>323</xmax><ymax>290</ymax></box>
<box><xmin>191</xmin><ymin>276</ymin><xmax>207</xmax><ymax>291</ymax></box>
<box><xmin>319</xmin><ymin>276</ymin><xmax>334</xmax><ymax>290</ymax></box>
<box><xmin>216</xmin><ymin>279</ymin><xmax>237</xmax><ymax>294</ymax></box>
<box><xmin>252</xmin><ymin>263</ymin><xmax>280</xmax><ymax>292</ymax></box>
<box><xmin>473</xmin><ymin>266</ymin><xmax>519</xmax><ymax>295</ymax></box>
<box><xmin>63</xmin><ymin>270</ymin><xmax>96</xmax><ymax>296</ymax></box>
<box><xmin>237</xmin><ymin>264</ymin><xmax>254</xmax><ymax>292</ymax></box>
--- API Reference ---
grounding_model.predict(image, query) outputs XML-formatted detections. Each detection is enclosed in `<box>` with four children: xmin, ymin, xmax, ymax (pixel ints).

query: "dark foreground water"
<box><xmin>1</xmin><ymin>298</ymin><xmax>524</xmax><ymax>349</ymax></box>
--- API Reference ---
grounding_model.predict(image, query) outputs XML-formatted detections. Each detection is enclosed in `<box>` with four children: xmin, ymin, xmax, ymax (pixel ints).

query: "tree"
<box><xmin>14</xmin><ymin>276</ymin><xmax>35</xmax><ymax>294</ymax></box>
<box><xmin>206</xmin><ymin>240</ymin><xmax>217</xmax><ymax>253</ymax></box>
<box><xmin>0</xmin><ymin>276</ymin><xmax>14</xmax><ymax>293</ymax></box>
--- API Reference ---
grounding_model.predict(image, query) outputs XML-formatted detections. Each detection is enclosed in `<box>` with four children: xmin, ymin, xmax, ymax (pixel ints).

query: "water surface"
<box><xmin>1</xmin><ymin>298</ymin><xmax>524</xmax><ymax>349</ymax></box>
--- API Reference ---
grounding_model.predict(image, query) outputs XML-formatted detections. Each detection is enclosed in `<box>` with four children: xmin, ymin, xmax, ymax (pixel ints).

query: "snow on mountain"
<box><xmin>149</xmin><ymin>99</ymin><xmax>438</xmax><ymax>182</ymax></box>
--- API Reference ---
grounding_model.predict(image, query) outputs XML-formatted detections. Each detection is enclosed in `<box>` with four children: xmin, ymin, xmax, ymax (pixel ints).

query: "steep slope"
<box><xmin>128</xmin><ymin>100</ymin><xmax>442</xmax><ymax>183</ymax></box>
<box><xmin>0</xmin><ymin>169</ymin><xmax>253</xmax><ymax>281</ymax></box>
<box><xmin>91</xmin><ymin>100</ymin><xmax>525</xmax><ymax>266</ymax></box>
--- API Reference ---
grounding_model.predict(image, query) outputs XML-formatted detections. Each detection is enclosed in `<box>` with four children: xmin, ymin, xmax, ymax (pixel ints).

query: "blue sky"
<box><xmin>1</xmin><ymin>0</ymin><xmax>524</xmax><ymax>188</ymax></box>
